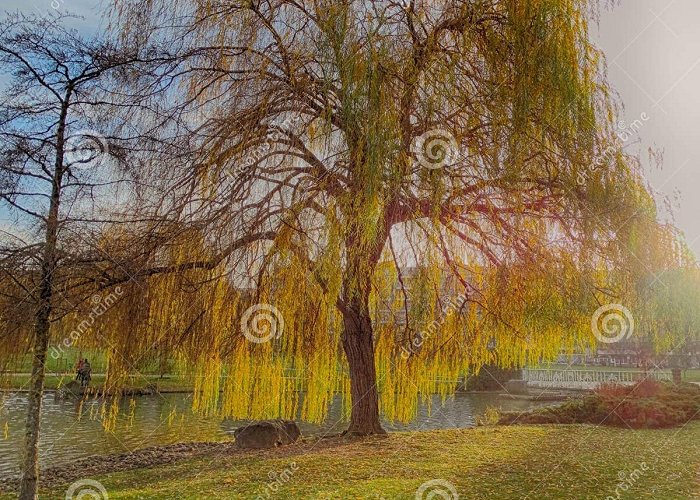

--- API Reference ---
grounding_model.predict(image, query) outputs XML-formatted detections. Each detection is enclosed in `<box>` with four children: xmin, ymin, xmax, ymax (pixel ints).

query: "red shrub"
<box><xmin>594</xmin><ymin>382</ymin><xmax>629</xmax><ymax>398</ymax></box>
<box><xmin>631</xmin><ymin>378</ymin><xmax>663</xmax><ymax>398</ymax></box>
<box><xmin>498</xmin><ymin>381</ymin><xmax>700</xmax><ymax>429</ymax></box>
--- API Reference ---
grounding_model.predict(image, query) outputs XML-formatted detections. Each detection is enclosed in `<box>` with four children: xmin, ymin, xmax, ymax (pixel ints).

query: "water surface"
<box><xmin>0</xmin><ymin>391</ymin><xmax>549</xmax><ymax>477</ymax></box>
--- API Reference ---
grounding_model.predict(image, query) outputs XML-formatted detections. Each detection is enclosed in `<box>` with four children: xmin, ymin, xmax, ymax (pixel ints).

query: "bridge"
<box><xmin>522</xmin><ymin>368</ymin><xmax>673</xmax><ymax>390</ymax></box>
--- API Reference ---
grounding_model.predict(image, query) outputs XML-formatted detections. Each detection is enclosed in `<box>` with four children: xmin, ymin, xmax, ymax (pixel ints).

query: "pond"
<box><xmin>0</xmin><ymin>391</ymin><xmax>550</xmax><ymax>477</ymax></box>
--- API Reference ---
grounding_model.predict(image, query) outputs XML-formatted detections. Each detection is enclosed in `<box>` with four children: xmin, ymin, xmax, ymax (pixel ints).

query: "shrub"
<box><xmin>494</xmin><ymin>381</ymin><xmax>700</xmax><ymax>429</ymax></box>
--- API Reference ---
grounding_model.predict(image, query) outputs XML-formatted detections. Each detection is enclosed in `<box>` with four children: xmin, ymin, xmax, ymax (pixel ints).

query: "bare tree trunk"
<box><xmin>18</xmin><ymin>281</ymin><xmax>52</xmax><ymax>500</ymax></box>
<box><xmin>19</xmin><ymin>201</ymin><xmax>60</xmax><ymax>500</ymax></box>
<box><xmin>342</xmin><ymin>303</ymin><xmax>385</xmax><ymax>435</ymax></box>
<box><xmin>18</xmin><ymin>92</ymin><xmax>67</xmax><ymax>500</ymax></box>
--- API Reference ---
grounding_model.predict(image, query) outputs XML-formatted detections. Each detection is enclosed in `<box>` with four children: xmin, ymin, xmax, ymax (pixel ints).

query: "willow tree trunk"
<box><xmin>18</xmin><ymin>93</ymin><xmax>68</xmax><ymax>500</ymax></box>
<box><xmin>341</xmin><ymin>299</ymin><xmax>385</xmax><ymax>435</ymax></box>
<box><xmin>340</xmin><ymin>222</ymin><xmax>389</xmax><ymax>435</ymax></box>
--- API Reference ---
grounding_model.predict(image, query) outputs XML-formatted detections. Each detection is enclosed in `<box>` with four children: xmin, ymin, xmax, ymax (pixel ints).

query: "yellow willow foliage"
<box><xmin>23</xmin><ymin>227</ymin><xmax>696</xmax><ymax>430</ymax></box>
<box><xmin>156</xmin><ymin>241</ymin><xmax>346</xmax><ymax>423</ymax></box>
<box><xmin>44</xmin><ymin>225</ymin><xmax>608</xmax><ymax>428</ymax></box>
<box><xmin>191</xmin><ymin>279</ymin><xmax>228</xmax><ymax>415</ymax></box>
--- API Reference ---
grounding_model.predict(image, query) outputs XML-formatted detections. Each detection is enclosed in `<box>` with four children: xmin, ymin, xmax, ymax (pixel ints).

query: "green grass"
<box><xmin>0</xmin><ymin>345</ymin><xmax>185</xmax><ymax>391</ymax></box>
<box><xmin>20</xmin><ymin>423</ymin><xmax>700</xmax><ymax>499</ymax></box>
<box><xmin>4</xmin><ymin>347</ymin><xmax>110</xmax><ymax>373</ymax></box>
<box><xmin>2</xmin><ymin>346</ymin><xmax>169</xmax><ymax>375</ymax></box>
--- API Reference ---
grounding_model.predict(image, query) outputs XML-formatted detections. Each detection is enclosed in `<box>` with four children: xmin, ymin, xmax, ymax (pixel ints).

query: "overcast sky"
<box><xmin>2</xmin><ymin>0</ymin><xmax>700</xmax><ymax>258</ymax></box>
<box><xmin>595</xmin><ymin>0</ymin><xmax>700</xmax><ymax>258</ymax></box>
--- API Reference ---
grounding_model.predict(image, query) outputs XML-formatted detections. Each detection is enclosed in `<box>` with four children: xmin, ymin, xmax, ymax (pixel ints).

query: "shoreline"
<box><xmin>0</xmin><ymin>434</ymin><xmax>353</xmax><ymax>492</ymax></box>
<box><xmin>0</xmin><ymin>441</ymin><xmax>237</xmax><ymax>491</ymax></box>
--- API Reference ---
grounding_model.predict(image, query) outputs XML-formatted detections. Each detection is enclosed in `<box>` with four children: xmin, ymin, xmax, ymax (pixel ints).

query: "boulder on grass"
<box><xmin>233</xmin><ymin>420</ymin><xmax>301</xmax><ymax>449</ymax></box>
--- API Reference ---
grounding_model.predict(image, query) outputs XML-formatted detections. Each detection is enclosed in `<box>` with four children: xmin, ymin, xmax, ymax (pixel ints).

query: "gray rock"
<box><xmin>233</xmin><ymin>420</ymin><xmax>301</xmax><ymax>449</ymax></box>
<box><xmin>505</xmin><ymin>379</ymin><xmax>530</xmax><ymax>395</ymax></box>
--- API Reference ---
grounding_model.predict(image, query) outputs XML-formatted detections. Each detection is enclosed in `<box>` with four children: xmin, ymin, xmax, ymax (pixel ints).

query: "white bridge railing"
<box><xmin>523</xmin><ymin>368</ymin><xmax>673</xmax><ymax>390</ymax></box>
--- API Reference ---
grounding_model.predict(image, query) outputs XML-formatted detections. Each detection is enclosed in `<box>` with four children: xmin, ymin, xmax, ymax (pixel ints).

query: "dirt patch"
<box><xmin>0</xmin><ymin>433</ymin><xmax>360</xmax><ymax>492</ymax></box>
<box><xmin>0</xmin><ymin>441</ymin><xmax>236</xmax><ymax>492</ymax></box>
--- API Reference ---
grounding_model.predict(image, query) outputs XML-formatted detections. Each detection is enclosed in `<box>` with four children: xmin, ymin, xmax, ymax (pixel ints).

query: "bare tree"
<box><xmin>0</xmin><ymin>12</ymin><xmax>186</xmax><ymax>498</ymax></box>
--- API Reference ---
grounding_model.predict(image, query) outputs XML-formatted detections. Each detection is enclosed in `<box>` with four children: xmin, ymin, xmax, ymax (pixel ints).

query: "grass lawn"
<box><xmin>2</xmin><ymin>346</ymin><xmax>168</xmax><ymax>375</ymax></box>
<box><xmin>23</xmin><ymin>422</ymin><xmax>700</xmax><ymax>499</ymax></box>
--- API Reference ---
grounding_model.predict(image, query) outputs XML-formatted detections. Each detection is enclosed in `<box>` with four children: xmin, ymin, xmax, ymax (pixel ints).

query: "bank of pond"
<box><xmin>2</xmin><ymin>379</ymin><xmax>697</xmax><ymax>489</ymax></box>
<box><xmin>0</xmin><ymin>391</ymin><xmax>550</xmax><ymax>478</ymax></box>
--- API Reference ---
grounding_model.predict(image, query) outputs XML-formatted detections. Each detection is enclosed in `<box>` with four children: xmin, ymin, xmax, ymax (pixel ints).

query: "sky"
<box><xmin>2</xmin><ymin>0</ymin><xmax>700</xmax><ymax>257</ymax></box>
<box><xmin>595</xmin><ymin>0</ymin><xmax>700</xmax><ymax>257</ymax></box>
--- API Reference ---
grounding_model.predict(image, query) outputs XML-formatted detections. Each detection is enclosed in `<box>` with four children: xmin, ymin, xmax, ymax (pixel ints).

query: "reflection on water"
<box><xmin>0</xmin><ymin>391</ymin><xmax>548</xmax><ymax>477</ymax></box>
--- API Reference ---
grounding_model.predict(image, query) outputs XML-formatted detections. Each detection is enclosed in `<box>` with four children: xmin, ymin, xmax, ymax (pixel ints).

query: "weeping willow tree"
<box><xmin>87</xmin><ymin>0</ymin><xmax>690</xmax><ymax>435</ymax></box>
